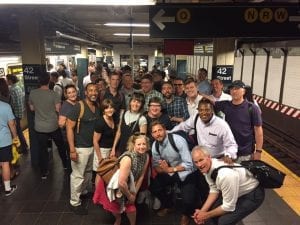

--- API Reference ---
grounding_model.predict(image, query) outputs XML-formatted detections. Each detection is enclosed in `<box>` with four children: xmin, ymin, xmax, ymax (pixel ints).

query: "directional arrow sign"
<box><xmin>149</xmin><ymin>4</ymin><xmax>300</xmax><ymax>38</ymax></box>
<box><xmin>152</xmin><ymin>9</ymin><xmax>175</xmax><ymax>31</ymax></box>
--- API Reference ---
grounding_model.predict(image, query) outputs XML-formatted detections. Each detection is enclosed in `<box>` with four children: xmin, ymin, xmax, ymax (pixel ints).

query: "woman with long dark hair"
<box><xmin>111</xmin><ymin>92</ymin><xmax>147</xmax><ymax>157</ymax></box>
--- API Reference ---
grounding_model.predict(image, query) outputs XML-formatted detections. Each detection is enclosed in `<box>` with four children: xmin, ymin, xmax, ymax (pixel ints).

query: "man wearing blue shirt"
<box><xmin>0</xmin><ymin>100</ymin><xmax>18</xmax><ymax>196</ymax></box>
<box><xmin>150</xmin><ymin>121</ymin><xmax>208</xmax><ymax>225</ymax></box>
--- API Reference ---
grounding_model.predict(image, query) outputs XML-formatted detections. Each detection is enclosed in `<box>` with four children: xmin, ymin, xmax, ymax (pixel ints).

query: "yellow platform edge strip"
<box><xmin>262</xmin><ymin>149</ymin><xmax>300</xmax><ymax>216</ymax></box>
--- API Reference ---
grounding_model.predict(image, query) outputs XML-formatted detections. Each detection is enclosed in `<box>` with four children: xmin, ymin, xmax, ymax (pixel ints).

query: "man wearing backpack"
<box><xmin>66</xmin><ymin>83</ymin><xmax>100</xmax><ymax>215</ymax></box>
<box><xmin>214</xmin><ymin>80</ymin><xmax>263</xmax><ymax>163</ymax></box>
<box><xmin>171</xmin><ymin>98</ymin><xmax>238</xmax><ymax>163</ymax></box>
<box><xmin>191</xmin><ymin>146</ymin><xmax>265</xmax><ymax>225</ymax></box>
<box><xmin>150</xmin><ymin>121</ymin><xmax>208</xmax><ymax>225</ymax></box>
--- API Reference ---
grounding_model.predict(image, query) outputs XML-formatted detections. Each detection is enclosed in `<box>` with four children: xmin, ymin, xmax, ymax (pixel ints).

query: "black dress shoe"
<box><xmin>69</xmin><ymin>204</ymin><xmax>88</xmax><ymax>215</ymax></box>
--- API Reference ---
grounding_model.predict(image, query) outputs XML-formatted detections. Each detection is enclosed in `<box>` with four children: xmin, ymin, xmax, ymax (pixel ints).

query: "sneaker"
<box><xmin>41</xmin><ymin>171</ymin><xmax>49</xmax><ymax>179</ymax></box>
<box><xmin>69</xmin><ymin>204</ymin><xmax>88</xmax><ymax>215</ymax></box>
<box><xmin>80</xmin><ymin>190</ymin><xmax>92</xmax><ymax>200</ymax></box>
<box><xmin>152</xmin><ymin>197</ymin><xmax>161</xmax><ymax>210</ymax></box>
<box><xmin>5</xmin><ymin>185</ymin><xmax>17</xmax><ymax>196</ymax></box>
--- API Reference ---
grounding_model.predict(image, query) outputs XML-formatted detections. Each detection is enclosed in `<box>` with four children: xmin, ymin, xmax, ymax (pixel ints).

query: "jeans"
<box><xmin>150</xmin><ymin>170</ymin><xmax>208</xmax><ymax>216</ymax></box>
<box><xmin>15</xmin><ymin>117</ymin><xmax>28</xmax><ymax>153</ymax></box>
<box><xmin>35</xmin><ymin>128</ymin><xmax>69</xmax><ymax>174</ymax></box>
<box><xmin>209</xmin><ymin>186</ymin><xmax>265</xmax><ymax>225</ymax></box>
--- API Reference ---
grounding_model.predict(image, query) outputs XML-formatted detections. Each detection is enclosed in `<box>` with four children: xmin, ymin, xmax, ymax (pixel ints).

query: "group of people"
<box><xmin>0</xmin><ymin>63</ymin><xmax>265</xmax><ymax>225</ymax></box>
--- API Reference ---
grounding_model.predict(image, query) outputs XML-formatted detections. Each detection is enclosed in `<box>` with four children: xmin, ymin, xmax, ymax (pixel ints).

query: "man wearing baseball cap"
<box><xmin>213</xmin><ymin>80</ymin><xmax>263</xmax><ymax>163</ymax></box>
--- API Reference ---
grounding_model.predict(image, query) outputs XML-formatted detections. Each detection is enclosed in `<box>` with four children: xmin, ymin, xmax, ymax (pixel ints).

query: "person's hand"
<box><xmin>223</xmin><ymin>156</ymin><xmax>234</xmax><ymax>164</ymax></box>
<box><xmin>253</xmin><ymin>151</ymin><xmax>262</xmax><ymax>160</ymax></box>
<box><xmin>70</xmin><ymin>151</ymin><xmax>78</xmax><ymax>162</ymax></box>
<box><xmin>110</xmin><ymin>148</ymin><xmax>116</xmax><ymax>158</ymax></box>
<box><xmin>159</xmin><ymin>160</ymin><xmax>169</xmax><ymax>173</ymax></box>
<box><xmin>192</xmin><ymin>209</ymin><xmax>206</xmax><ymax>224</ymax></box>
<box><xmin>127</xmin><ymin>193</ymin><xmax>136</xmax><ymax>203</ymax></box>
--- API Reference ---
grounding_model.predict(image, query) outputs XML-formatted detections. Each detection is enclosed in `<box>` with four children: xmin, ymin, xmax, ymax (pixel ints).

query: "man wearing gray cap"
<box><xmin>213</xmin><ymin>80</ymin><xmax>263</xmax><ymax>163</ymax></box>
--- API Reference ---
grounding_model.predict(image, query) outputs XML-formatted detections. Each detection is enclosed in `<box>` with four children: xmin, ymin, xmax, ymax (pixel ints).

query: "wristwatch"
<box><xmin>255</xmin><ymin>149</ymin><xmax>263</xmax><ymax>153</ymax></box>
<box><xmin>173</xmin><ymin>167</ymin><xmax>178</xmax><ymax>172</ymax></box>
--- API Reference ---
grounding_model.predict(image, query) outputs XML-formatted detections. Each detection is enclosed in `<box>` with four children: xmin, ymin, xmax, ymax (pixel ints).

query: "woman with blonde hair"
<box><xmin>93</xmin><ymin>133</ymin><xmax>150</xmax><ymax>225</ymax></box>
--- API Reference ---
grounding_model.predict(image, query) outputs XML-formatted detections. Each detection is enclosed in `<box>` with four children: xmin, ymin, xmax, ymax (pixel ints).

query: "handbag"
<box><xmin>211</xmin><ymin>160</ymin><xmax>286</xmax><ymax>189</ymax></box>
<box><xmin>97</xmin><ymin>157</ymin><xmax>119</xmax><ymax>185</ymax></box>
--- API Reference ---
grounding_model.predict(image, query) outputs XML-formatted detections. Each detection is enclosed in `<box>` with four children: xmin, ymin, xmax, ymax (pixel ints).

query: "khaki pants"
<box><xmin>70</xmin><ymin>147</ymin><xmax>94</xmax><ymax>206</ymax></box>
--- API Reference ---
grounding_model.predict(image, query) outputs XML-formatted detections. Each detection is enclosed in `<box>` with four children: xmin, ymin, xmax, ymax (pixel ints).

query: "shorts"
<box><xmin>0</xmin><ymin>145</ymin><xmax>13</xmax><ymax>162</ymax></box>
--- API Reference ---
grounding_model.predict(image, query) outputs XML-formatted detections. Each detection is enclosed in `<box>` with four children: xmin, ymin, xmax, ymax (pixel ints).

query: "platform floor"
<box><xmin>0</xmin><ymin>135</ymin><xmax>299</xmax><ymax>225</ymax></box>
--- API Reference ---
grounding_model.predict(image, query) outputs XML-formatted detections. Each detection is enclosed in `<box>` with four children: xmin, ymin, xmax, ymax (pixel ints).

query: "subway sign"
<box><xmin>149</xmin><ymin>4</ymin><xmax>300</xmax><ymax>38</ymax></box>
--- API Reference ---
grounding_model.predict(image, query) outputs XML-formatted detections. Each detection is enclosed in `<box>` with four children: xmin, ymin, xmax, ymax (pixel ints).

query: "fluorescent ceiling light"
<box><xmin>0</xmin><ymin>0</ymin><xmax>156</xmax><ymax>5</ymax></box>
<box><xmin>114</xmin><ymin>33</ymin><xmax>149</xmax><ymax>37</ymax></box>
<box><xmin>104</xmin><ymin>23</ymin><xmax>149</xmax><ymax>27</ymax></box>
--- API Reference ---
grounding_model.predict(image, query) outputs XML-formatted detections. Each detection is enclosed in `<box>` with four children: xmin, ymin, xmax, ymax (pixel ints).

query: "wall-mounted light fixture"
<box><xmin>0</xmin><ymin>0</ymin><xmax>156</xmax><ymax>5</ymax></box>
<box><xmin>104</xmin><ymin>23</ymin><xmax>149</xmax><ymax>27</ymax></box>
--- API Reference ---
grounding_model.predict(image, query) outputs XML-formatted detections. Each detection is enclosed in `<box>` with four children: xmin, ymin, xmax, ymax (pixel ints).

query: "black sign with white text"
<box><xmin>212</xmin><ymin>65</ymin><xmax>233</xmax><ymax>84</ymax></box>
<box><xmin>22</xmin><ymin>64</ymin><xmax>46</xmax><ymax>94</ymax></box>
<box><xmin>149</xmin><ymin>4</ymin><xmax>300</xmax><ymax>38</ymax></box>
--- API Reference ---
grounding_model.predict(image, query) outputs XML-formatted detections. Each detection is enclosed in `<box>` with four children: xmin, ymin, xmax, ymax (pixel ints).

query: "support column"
<box><xmin>76</xmin><ymin>45</ymin><xmax>88</xmax><ymax>98</ymax></box>
<box><xmin>18</xmin><ymin>11</ymin><xmax>46</xmax><ymax>166</ymax></box>
<box><xmin>212</xmin><ymin>38</ymin><xmax>235</xmax><ymax>86</ymax></box>
<box><xmin>96</xmin><ymin>48</ymin><xmax>103</xmax><ymax>64</ymax></box>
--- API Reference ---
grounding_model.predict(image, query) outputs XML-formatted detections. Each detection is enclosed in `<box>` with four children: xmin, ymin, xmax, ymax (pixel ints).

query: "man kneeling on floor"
<box><xmin>191</xmin><ymin>146</ymin><xmax>265</xmax><ymax>225</ymax></box>
<box><xmin>150</xmin><ymin>121</ymin><xmax>208</xmax><ymax>225</ymax></box>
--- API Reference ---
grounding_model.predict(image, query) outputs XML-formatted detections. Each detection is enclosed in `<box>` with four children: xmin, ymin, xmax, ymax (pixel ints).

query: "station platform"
<box><xmin>0</xmin><ymin>131</ymin><xmax>299</xmax><ymax>225</ymax></box>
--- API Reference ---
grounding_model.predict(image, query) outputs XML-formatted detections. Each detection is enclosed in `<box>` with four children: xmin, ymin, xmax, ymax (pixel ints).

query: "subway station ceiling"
<box><xmin>0</xmin><ymin>0</ymin><xmax>298</xmax><ymax>54</ymax></box>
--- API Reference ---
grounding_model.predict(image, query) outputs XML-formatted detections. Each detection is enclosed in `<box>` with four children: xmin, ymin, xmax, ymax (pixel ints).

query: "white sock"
<box><xmin>4</xmin><ymin>180</ymin><xmax>11</xmax><ymax>191</ymax></box>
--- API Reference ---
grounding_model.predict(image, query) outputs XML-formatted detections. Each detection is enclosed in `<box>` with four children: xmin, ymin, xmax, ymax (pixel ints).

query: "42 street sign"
<box><xmin>149</xmin><ymin>4</ymin><xmax>300</xmax><ymax>38</ymax></box>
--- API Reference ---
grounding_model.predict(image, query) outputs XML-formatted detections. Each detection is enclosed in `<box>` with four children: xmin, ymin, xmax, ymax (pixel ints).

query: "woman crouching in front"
<box><xmin>93</xmin><ymin>133</ymin><xmax>150</xmax><ymax>225</ymax></box>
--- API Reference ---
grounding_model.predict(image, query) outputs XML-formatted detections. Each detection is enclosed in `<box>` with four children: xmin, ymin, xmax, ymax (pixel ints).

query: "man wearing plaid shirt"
<box><xmin>161</xmin><ymin>81</ymin><xmax>190</xmax><ymax>127</ymax></box>
<box><xmin>7</xmin><ymin>74</ymin><xmax>28</xmax><ymax>154</ymax></box>
<box><xmin>141</xmin><ymin>73</ymin><xmax>163</xmax><ymax>112</ymax></box>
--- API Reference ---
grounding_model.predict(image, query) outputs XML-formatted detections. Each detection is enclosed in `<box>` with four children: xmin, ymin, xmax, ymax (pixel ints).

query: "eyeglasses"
<box><xmin>149</xmin><ymin>104</ymin><xmax>161</xmax><ymax>107</ymax></box>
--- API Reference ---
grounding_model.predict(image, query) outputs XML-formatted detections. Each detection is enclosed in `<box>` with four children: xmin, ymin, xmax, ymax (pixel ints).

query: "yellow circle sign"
<box><xmin>259</xmin><ymin>8</ymin><xmax>273</xmax><ymax>23</ymax></box>
<box><xmin>274</xmin><ymin>8</ymin><xmax>288</xmax><ymax>23</ymax></box>
<box><xmin>177</xmin><ymin>8</ymin><xmax>191</xmax><ymax>24</ymax></box>
<box><xmin>244</xmin><ymin>8</ymin><xmax>258</xmax><ymax>23</ymax></box>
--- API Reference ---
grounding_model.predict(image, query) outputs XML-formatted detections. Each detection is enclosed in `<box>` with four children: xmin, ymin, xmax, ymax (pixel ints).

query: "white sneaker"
<box><xmin>152</xmin><ymin>197</ymin><xmax>161</xmax><ymax>210</ymax></box>
<box><xmin>136</xmin><ymin>191</ymin><xmax>146</xmax><ymax>204</ymax></box>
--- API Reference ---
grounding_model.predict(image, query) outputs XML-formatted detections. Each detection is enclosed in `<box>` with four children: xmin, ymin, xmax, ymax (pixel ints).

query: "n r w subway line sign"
<box><xmin>149</xmin><ymin>4</ymin><xmax>300</xmax><ymax>38</ymax></box>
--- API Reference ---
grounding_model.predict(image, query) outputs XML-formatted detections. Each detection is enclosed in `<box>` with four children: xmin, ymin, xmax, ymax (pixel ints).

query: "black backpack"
<box><xmin>155</xmin><ymin>114</ymin><xmax>199</xmax><ymax>155</ymax></box>
<box><xmin>210</xmin><ymin>160</ymin><xmax>286</xmax><ymax>189</ymax></box>
<box><xmin>55</xmin><ymin>83</ymin><xmax>66</xmax><ymax>102</ymax></box>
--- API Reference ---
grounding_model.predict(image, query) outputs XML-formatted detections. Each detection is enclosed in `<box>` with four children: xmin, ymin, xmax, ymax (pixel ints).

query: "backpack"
<box><xmin>210</xmin><ymin>160</ymin><xmax>286</xmax><ymax>189</ymax></box>
<box><xmin>55</xmin><ymin>83</ymin><xmax>66</xmax><ymax>102</ymax></box>
<box><xmin>155</xmin><ymin>114</ymin><xmax>199</xmax><ymax>155</ymax></box>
